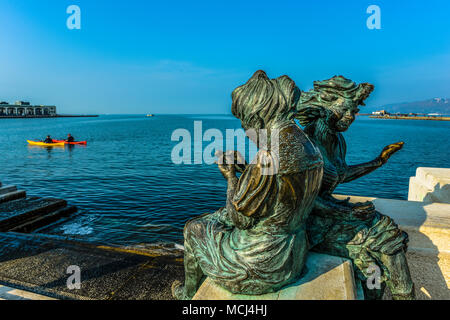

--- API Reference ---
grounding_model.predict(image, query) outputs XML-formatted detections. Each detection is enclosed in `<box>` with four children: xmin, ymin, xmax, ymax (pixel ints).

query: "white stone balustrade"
<box><xmin>408</xmin><ymin>167</ymin><xmax>450</xmax><ymax>204</ymax></box>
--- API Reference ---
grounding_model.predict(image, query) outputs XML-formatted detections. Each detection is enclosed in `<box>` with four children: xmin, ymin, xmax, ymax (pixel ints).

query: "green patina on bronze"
<box><xmin>297</xmin><ymin>75</ymin><xmax>415</xmax><ymax>300</ymax></box>
<box><xmin>172</xmin><ymin>71</ymin><xmax>415</xmax><ymax>300</ymax></box>
<box><xmin>172</xmin><ymin>70</ymin><xmax>323</xmax><ymax>300</ymax></box>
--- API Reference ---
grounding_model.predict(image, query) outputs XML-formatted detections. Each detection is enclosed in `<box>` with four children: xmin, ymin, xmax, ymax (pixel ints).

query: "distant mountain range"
<box><xmin>367</xmin><ymin>98</ymin><xmax>450</xmax><ymax>114</ymax></box>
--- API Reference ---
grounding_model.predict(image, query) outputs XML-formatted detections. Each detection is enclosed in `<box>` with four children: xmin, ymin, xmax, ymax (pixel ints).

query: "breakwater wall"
<box><xmin>369</xmin><ymin>115</ymin><xmax>450</xmax><ymax>121</ymax></box>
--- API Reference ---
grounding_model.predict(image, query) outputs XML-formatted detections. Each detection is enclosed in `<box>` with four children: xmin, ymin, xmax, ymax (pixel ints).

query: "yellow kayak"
<box><xmin>27</xmin><ymin>140</ymin><xmax>65</xmax><ymax>147</ymax></box>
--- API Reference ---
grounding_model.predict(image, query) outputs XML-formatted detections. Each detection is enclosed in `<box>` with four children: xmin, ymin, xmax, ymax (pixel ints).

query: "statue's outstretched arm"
<box><xmin>344</xmin><ymin>141</ymin><xmax>404</xmax><ymax>183</ymax></box>
<box><xmin>344</xmin><ymin>159</ymin><xmax>382</xmax><ymax>183</ymax></box>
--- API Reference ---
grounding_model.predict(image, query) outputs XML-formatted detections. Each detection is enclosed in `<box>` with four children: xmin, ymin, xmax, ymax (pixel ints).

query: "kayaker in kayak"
<box><xmin>67</xmin><ymin>134</ymin><xmax>74</xmax><ymax>143</ymax></box>
<box><xmin>44</xmin><ymin>135</ymin><xmax>53</xmax><ymax>143</ymax></box>
<box><xmin>51</xmin><ymin>137</ymin><xmax>86</xmax><ymax>145</ymax></box>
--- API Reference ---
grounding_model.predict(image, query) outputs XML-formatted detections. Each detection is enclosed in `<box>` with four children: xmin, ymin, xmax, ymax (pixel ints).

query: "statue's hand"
<box><xmin>350</xmin><ymin>201</ymin><xmax>376</xmax><ymax>220</ymax></box>
<box><xmin>215</xmin><ymin>150</ymin><xmax>245</xmax><ymax>179</ymax></box>
<box><xmin>378</xmin><ymin>141</ymin><xmax>404</xmax><ymax>164</ymax></box>
<box><xmin>332</xmin><ymin>196</ymin><xmax>351</xmax><ymax>206</ymax></box>
<box><xmin>217</xmin><ymin>207</ymin><xmax>234</xmax><ymax>227</ymax></box>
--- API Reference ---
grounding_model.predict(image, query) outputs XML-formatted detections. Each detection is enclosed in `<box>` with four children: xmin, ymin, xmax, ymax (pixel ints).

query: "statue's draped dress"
<box><xmin>306</xmin><ymin>131</ymin><xmax>409</xmax><ymax>284</ymax></box>
<box><xmin>184</xmin><ymin>123</ymin><xmax>323</xmax><ymax>294</ymax></box>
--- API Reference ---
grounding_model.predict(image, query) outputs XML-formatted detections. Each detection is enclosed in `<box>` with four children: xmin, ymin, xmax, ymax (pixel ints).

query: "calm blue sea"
<box><xmin>0</xmin><ymin>115</ymin><xmax>449</xmax><ymax>246</ymax></box>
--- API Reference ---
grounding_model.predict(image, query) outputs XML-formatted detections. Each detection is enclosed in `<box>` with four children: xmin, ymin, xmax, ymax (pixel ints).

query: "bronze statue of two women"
<box><xmin>172</xmin><ymin>70</ymin><xmax>415</xmax><ymax>300</ymax></box>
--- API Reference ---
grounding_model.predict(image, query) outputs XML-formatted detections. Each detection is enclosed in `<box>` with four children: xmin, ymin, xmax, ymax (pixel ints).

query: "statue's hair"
<box><xmin>232</xmin><ymin>70</ymin><xmax>300</xmax><ymax>130</ymax></box>
<box><xmin>296</xmin><ymin>75</ymin><xmax>374</xmax><ymax>127</ymax></box>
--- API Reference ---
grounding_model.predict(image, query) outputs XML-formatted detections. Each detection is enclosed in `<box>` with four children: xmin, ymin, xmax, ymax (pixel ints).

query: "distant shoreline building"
<box><xmin>0</xmin><ymin>101</ymin><xmax>57</xmax><ymax>117</ymax></box>
<box><xmin>372</xmin><ymin>110</ymin><xmax>388</xmax><ymax>115</ymax></box>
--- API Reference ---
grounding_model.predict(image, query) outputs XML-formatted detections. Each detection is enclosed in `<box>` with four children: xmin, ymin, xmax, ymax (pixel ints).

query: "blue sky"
<box><xmin>0</xmin><ymin>0</ymin><xmax>448</xmax><ymax>114</ymax></box>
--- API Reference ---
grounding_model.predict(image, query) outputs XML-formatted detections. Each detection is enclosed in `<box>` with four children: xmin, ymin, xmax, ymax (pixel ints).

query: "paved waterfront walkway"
<box><xmin>0</xmin><ymin>284</ymin><xmax>56</xmax><ymax>300</ymax></box>
<box><xmin>0</xmin><ymin>232</ymin><xmax>184</xmax><ymax>300</ymax></box>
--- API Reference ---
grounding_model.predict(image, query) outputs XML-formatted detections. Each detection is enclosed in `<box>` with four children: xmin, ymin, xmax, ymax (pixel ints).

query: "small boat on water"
<box><xmin>146</xmin><ymin>114</ymin><xmax>154</xmax><ymax>117</ymax></box>
<box><xmin>53</xmin><ymin>139</ymin><xmax>87</xmax><ymax>145</ymax></box>
<box><xmin>27</xmin><ymin>140</ymin><xmax>65</xmax><ymax>147</ymax></box>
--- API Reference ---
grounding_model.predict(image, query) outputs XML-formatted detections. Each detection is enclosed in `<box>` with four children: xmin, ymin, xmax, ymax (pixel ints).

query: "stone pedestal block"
<box><xmin>193</xmin><ymin>252</ymin><xmax>362</xmax><ymax>300</ymax></box>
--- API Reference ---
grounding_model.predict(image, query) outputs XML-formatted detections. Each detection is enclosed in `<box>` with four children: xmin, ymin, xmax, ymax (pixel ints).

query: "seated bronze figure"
<box><xmin>296</xmin><ymin>75</ymin><xmax>415</xmax><ymax>299</ymax></box>
<box><xmin>172</xmin><ymin>70</ymin><xmax>323</xmax><ymax>300</ymax></box>
<box><xmin>173</xmin><ymin>71</ymin><xmax>415</xmax><ymax>300</ymax></box>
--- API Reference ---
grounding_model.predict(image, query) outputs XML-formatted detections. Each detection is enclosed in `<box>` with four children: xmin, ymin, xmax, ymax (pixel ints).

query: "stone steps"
<box><xmin>9</xmin><ymin>206</ymin><xmax>77</xmax><ymax>233</ymax></box>
<box><xmin>0</xmin><ymin>185</ymin><xmax>18</xmax><ymax>195</ymax></box>
<box><xmin>0</xmin><ymin>199</ymin><xmax>70</xmax><ymax>232</ymax></box>
<box><xmin>0</xmin><ymin>181</ymin><xmax>77</xmax><ymax>234</ymax></box>
<box><xmin>0</xmin><ymin>190</ymin><xmax>26</xmax><ymax>203</ymax></box>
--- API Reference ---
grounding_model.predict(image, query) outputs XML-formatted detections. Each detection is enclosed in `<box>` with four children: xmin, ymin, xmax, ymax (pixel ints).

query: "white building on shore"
<box><xmin>372</xmin><ymin>110</ymin><xmax>388</xmax><ymax>115</ymax></box>
<box><xmin>0</xmin><ymin>101</ymin><xmax>57</xmax><ymax>117</ymax></box>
